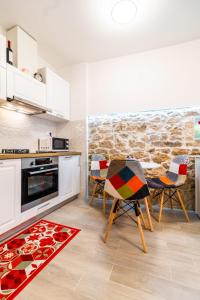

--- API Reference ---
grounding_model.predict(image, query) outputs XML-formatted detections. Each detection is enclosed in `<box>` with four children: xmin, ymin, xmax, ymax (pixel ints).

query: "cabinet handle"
<box><xmin>29</xmin><ymin>168</ymin><xmax>58</xmax><ymax>175</ymax></box>
<box><xmin>63</xmin><ymin>156</ymin><xmax>72</xmax><ymax>159</ymax></box>
<box><xmin>56</xmin><ymin>113</ymin><xmax>64</xmax><ymax>118</ymax></box>
<box><xmin>38</xmin><ymin>203</ymin><xmax>50</xmax><ymax>210</ymax></box>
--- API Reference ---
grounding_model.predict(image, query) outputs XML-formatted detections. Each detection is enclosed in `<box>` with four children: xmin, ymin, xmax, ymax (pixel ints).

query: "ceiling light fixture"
<box><xmin>111</xmin><ymin>0</ymin><xmax>137</xmax><ymax>24</ymax></box>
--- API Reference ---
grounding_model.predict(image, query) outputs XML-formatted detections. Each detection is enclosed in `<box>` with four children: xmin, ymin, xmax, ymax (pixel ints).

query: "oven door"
<box><xmin>21</xmin><ymin>165</ymin><xmax>58</xmax><ymax>212</ymax></box>
<box><xmin>52</xmin><ymin>137</ymin><xmax>67</xmax><ymax>150</ymax></box>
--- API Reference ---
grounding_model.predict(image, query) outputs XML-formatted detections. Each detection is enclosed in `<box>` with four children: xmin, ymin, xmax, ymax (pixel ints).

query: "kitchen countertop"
<box><xmin>0</xmin><ymin>151</ymin><xmax>81</xmax><ymax>160</ymax></box>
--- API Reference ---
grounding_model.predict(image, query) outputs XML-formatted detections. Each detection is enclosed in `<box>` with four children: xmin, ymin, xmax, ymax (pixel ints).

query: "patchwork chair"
<box><xmin>89</xmin><ymin>154</ymin><xmax>109</xmax><ymax>214</ymax></box>
<box><xmin>104</xmin><ymin>159</ymin><xmax>154</xmax><ymax>253</ymax></box>
<box><xmin>147</xmin><ymin>155</ymin><xmax>190</xmax><ymax>223</ymax></box>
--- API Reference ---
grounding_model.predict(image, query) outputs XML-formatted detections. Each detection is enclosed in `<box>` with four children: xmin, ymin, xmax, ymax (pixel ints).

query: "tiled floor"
<box><xmin>17</xmin><ymin>198</ymin><xmax>200</xmax><ymax>300</ymax></box>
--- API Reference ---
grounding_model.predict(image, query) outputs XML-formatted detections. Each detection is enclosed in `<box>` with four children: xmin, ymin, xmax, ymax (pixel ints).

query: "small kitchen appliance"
<box><xmin>38</xmin><ymin>137</ymin><xmax>69</xmax><ymax>152</ymax></box>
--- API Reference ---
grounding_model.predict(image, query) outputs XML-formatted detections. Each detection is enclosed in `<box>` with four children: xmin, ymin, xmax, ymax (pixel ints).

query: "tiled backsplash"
<box><xmin>0</xmin><ymin>109</ymin><xmax>57</xmax><ymax>152</ymax></box>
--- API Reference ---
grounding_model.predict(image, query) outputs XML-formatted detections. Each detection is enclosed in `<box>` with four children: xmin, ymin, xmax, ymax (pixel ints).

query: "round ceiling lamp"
<box><xmin>111</xmin><ymin>0</ymin><xmax>137</xmax><ymax>24</ymax></box>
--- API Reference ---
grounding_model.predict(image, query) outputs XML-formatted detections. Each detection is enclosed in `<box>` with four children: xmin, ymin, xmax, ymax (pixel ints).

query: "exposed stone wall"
<box><xmin>88</xmin><ymin>108</ymin><xmax>200</xmax><ymax>210</ymax></box>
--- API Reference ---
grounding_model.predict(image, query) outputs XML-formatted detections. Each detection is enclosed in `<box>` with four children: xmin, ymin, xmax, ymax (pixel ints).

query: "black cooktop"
<box><xmin>1</xmin><ymin>149</ymin><xmax>30</xmax><ymax>154</ymax></box>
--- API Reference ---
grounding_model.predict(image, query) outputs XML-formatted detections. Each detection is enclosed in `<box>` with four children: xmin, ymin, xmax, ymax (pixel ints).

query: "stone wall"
<box><xmin>88</xmin><ymin>108</ymin><xmax>200</xmax><ymax>210</ymax></box>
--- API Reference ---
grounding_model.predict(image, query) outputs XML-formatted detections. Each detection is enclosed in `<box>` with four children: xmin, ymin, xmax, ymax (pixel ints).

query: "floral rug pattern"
<box><xmin>0</xmin><ymin>220</ymin><xmax>80</xmax><ymax>299</ymax></box>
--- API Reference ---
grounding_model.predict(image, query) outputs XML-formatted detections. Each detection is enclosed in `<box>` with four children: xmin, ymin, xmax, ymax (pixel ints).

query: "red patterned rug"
<box><xmin>0</xmin><ymin>219</ymin><xmax>80</xmax><ymax>299</ymax></box>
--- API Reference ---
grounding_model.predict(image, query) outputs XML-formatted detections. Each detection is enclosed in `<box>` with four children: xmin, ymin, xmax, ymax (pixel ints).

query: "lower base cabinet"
<box><xmin>59</xmin><ymin>155</ymin><xmax>81</xmax><ymax>201</ymax></box>
<box><xmin>0</xmin><ymin>155</ymin><xmax>81</xmax><ymax>236</ymax></box>
<box><xmin>195</xmin><ymin>157</ymin><xmax>200</xmax><ymax>217</ymax></box>
<box><xmin>73</xmin><ymin>155</ymin><xmax>81</xmax><ymax>195</ymax></box>
<box><xmin>0</xmin><ymin>159</ymin><xmax>21</xmax><ymax>235</ymax></box>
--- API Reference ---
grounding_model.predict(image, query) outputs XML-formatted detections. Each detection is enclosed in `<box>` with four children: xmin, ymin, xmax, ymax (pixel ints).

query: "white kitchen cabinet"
<box><xmin>72</xmin><ymin>155</ymin><xmax>81</xmax><ymax>195</ymax></box>
<box><xmin>0</xmin><ymin>66</ymin><xmax>6</xmax><ymax>100</ymax></box>
<box><xmin>39</xmin><ymin>67</ymin><xmax>70</xmax><ymax>120</ymax></box>
<box><xmin>59</xmin><ymin>156</ymin><xmax>74</xmax><ymax>200</ymax></box>
<box><xmin>0</xmin><ymin>159</ymin><xmax>21</xmax><ymax>235</ymax></box>
<box><xmin>195</xmin><ymin>157</ymin><xmax>200</xmax><ymax>217</ymax></box>
<box><xmin>7</xmin><ymin>26</ymin><xmax>38</xmax><ymax>75</ymax></box>
<box><xmin>0</xmin><ymin>34</ymin><xmax>6</xmax><ymax>68</ymax></box>
<box><xmin>7</xmin><ymin>64</ymin><xmax>46</xmax><ymax>108</ymax></box>
<box><xmin>59</xmin><ymin>155</ymin><xmax>80</xmax><ymax>201</ymax></box>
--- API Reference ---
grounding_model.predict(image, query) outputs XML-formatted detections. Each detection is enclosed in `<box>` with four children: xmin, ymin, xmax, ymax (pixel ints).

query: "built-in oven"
<box><xmin>21</xmin><ymin>157</ymin><xmax>58</xmax><ymax>212</ymax></box>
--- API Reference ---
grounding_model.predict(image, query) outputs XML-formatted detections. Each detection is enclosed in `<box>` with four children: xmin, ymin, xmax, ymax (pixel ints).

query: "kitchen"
<box><xmin>0</xmin><ymin>1</ymin><xmax>200</xmax><ymax>300</ymax></box>
<box><xmin>0</xmin><ymin>25</ymin><xmax>81</xmax><ymax>240</ymax></box>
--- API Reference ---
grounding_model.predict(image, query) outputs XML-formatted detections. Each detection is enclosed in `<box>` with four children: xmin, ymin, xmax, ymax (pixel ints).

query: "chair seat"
<box><xmin>90</xmin><ymin>175</ymin><xmax>105</xmax><ymax>182</ymax></box>
<box><xmin>146</xmin><ymin>177</ymin><xmax>176</xmax><ymax>189</ymax></box>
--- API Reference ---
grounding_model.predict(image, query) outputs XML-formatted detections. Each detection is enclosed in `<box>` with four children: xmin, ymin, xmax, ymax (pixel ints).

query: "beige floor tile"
<box><xmin>110</xmin><ymin>264</ymin><xmax>200</xmax><ymax>300</ymax></box>
<box><xmin>14</xmin><ymin>198</ymin><xmax>200</xmax><ymax>300</ymax></box>
<box><xmin>77</xmin><ymin>274</ymin><xmax>164</xmax><ymax>300</ymax></box>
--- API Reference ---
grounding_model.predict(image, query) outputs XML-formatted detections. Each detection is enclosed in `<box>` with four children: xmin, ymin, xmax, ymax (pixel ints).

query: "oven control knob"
<box><xmin>30</xmin><ymin>162</ymin><xmax>34</xmax><ymax>166</ymax></box>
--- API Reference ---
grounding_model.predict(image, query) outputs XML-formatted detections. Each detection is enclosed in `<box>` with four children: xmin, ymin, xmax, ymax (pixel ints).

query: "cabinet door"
<box><xmin>51</xmin><ymin>74</ymin><xmax>70</xmax><ymax>119</ymax></box>
<box><xmin>0</xmin><ymin>159</ymin><xmax>21</xmax><ymax>234</ymax></box>
<box><xmin>0</xmin><ymin>34</ymin><xmax>6</xmax><ymax>68</ymax></box>
<box><xmin>41</xmin><ymin>68</ymin><xmax>70</xmax><ymax>120</ymax></box>
<box><xmin>53</xmin><ymin>75</ymin><xmax>66</xmax><ymax>116</ymax></box>
<box><xmin>195</xmin><ymin>157</ymin><xmax>200</xmax><ymax>217</ymax></box>
<box><xmin>7</xmin><ymin>64</ymin><xmax>46</xmax><ymax>107</ymax></box>
<box><xmin>59</xmin><ymin>156</ymin><xmax>73</xmax><ymax>200</ymax></box>
<box><xmin>0</xmin><ymin>66</ymin><xmax>6</xmax><ymax>100</ymax></box>
<box><xmin>72</xmin><ymin>156</ymin><xmax>81</xmax><ymax>195</ymax></box>
<box><xmin>63</xmin><ymin>81</ymin><xmax>70</xmax><ymax>120</ymax></box>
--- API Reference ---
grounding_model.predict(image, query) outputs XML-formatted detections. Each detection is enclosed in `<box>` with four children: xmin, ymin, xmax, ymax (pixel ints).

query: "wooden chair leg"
<box><xmin>89</xmin><ymin>182</ymin><xmax>98</xmax><ymax>205</ymax></box>
<box><xmin>144</xmin><ymin>197</ymin><xmax>154</xmax><ymax>231</ymax></box>
<box><xmin>102</xmin><ymin>191</ymin><xmax>107</xmax><ymax>215</ymax></box>
<box><xmin>137</xmin><ymin>215</ymin><xmax>148</xmax><ymax>253</ymax></box>
<box><xmin>104</xmin><ymin>198</ymin><xmax>118</xmax><ymax>243</ymax></box>
<box><xmin>138</xmin><ymin>206</ymin><xmax>147</xmax><ymax>229</ymax></box>
<box><xmin>176</xmin><ymin>190</ymin><xmax>190</xmax><ymax>223</ymax></box>
<box><xmin>149</xmin><ymin>189</ymin><xmax>156</xmax><ymax>213</ymax></box>
<box><xmin>158</xmin><ymin>190</ymin><xmax>165</xmax><ymax>223</ymax></box>
<box><xmin>169</xmin><ymin>189</ymin><xmax>173</xmax><ymax>209</ymax></box>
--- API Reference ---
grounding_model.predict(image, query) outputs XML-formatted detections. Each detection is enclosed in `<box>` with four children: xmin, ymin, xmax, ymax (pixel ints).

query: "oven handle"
<box><xmin>28</xmin><ymin>168</ymin><xmax>58</xmax><ymax>175</ymax></box>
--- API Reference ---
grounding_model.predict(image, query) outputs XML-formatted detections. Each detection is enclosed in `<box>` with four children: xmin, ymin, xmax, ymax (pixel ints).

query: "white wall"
<box><xmin>88</xmin><ymin>39</ymin><xmax>200</xmax><ymax>115</ymax></box>
<box><xmin>69</xmin><ymin>63</ymin><xmax>88</xmax><ymax>121</ymax></box>
<box><xmin>57</xmin><ymin>63</ymin><xmax>88</xmax><ymax>199</ymax></box>
<box><xmin>0</xmin><ymin>25</ymin><xmax>5</xmax><ymax>36</ymax></box>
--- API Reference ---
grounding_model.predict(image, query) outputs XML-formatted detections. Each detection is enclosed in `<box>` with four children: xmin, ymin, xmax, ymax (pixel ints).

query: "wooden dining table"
<box><xmin>139</xmin><ymin>161</ymin><xmax>160</xmax><ymax>169</ymax></box>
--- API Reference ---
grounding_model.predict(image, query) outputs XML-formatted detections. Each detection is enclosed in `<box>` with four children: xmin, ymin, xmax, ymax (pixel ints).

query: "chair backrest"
<box><xmin>104</xmin><ymin>159</ymin><xmax>149</xmax><ymax>200</ymax></box>
<box><xmin>165</xmin><ymin>155</ymin><xmax>189</xmax><ymax>186</ymax></box>
<box><xmin>90</xmin><ymin>154</ymin><xmax>109</xmax><ymax>178</ymax></box>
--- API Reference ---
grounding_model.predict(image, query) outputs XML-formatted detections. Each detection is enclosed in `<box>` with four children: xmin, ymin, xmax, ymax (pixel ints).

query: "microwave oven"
<box><xmin>38</xmin><ymin>137</ymin><xmax>69</xmax><ymax>152</ymax></box>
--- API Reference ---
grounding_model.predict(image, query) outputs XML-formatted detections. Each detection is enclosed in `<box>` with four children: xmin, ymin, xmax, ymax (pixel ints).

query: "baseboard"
<box><xmin>0</xmin><ymin>195</ymin><xmax>79</xmax><ymax>243</ymax></box>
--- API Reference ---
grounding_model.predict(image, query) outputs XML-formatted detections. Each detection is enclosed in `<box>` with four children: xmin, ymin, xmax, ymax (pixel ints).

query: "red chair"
<box><xmin>89</xmin><ymin>154</ymin><xmax>109</xmax><ymax>214</ymax></box>
<box><xmin>147</xmin><ymin>155</ymin><xmax>190</xmax><ymax>222</ymax></box>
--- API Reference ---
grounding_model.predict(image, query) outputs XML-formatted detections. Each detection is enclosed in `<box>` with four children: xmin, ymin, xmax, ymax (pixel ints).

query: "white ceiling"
<box><xmin>0</xmin><ymin>0</ymin><xmax>200</xmax><ymax>68</ymax></box>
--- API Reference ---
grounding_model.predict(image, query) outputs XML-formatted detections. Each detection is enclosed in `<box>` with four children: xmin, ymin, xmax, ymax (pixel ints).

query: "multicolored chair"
<box><xmin>104</xmin><ymin>159</ymin><xmax>154</xmax><ymax>253</ymax></box>
<box><xmin>147</xmin><ymin>155</ymin><xmax>190</xmax><ymax>222</ymax></box>
<box><xmin>89</xmin><ymin>154</ymin><xmax>109</xmax><ymax>214</ymax></box>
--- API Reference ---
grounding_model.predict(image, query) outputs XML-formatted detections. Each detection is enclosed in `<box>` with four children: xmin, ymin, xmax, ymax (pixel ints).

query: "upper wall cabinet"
<box><xmin>0</xmin><ymin>34</ymin><xmax>6</xmax><ymax>68</ymax></box>
<box><xmin>7</xmin><ymin>64</ymin><xmax>46</xmax><ymax>108</ymax></box>
<box><xmin>0</xmin><ymin>67</ymin><xmax>6</xmax><ymax>100</ymax></box>
<box><xmin>39</xmin><ymin>68</ymin><xmax>70</xmax><ymax>120</ymax></box>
